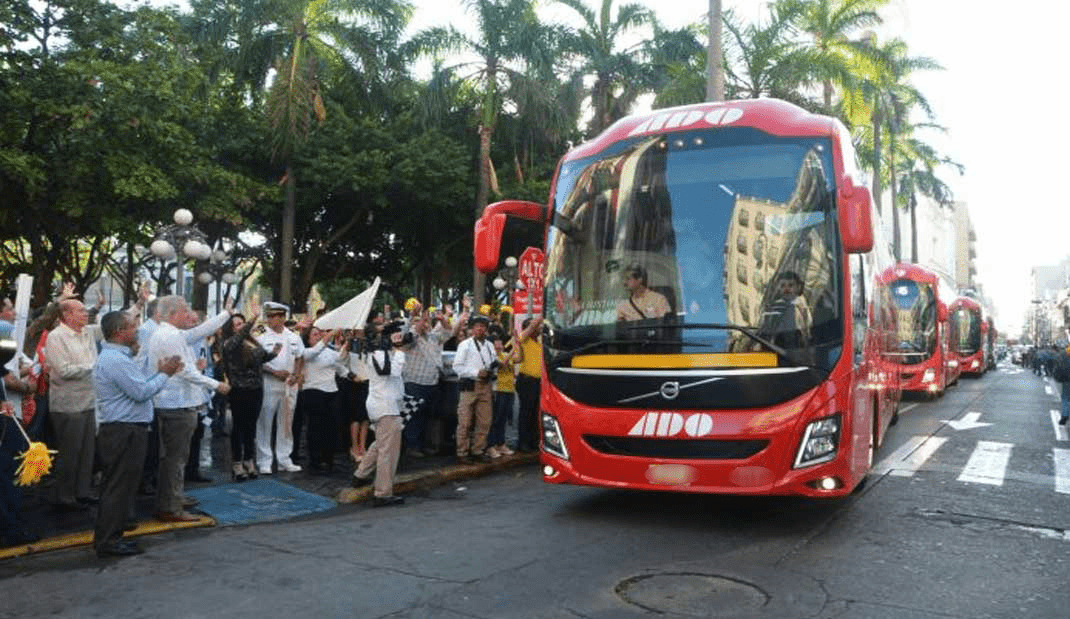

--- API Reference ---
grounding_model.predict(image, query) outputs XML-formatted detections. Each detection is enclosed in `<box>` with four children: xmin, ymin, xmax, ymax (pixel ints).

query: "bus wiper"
<box><xmin>621</xmin><ymin>323</ymin><xmax>792</xmax><ymax>362</ymax></box>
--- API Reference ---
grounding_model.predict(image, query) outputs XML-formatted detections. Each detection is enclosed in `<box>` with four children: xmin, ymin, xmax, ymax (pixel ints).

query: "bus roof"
<box><xmin>564</xmin><ymin>99</ymin><xmax>840</xmax><ymax>163</ymax></box>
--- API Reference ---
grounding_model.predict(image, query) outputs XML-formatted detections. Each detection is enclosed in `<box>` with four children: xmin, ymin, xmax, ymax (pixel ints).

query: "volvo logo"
<box><xmin>659</xmin><ymin>381</ymin><xmax>680</xmax><ymax>400</ymax></box>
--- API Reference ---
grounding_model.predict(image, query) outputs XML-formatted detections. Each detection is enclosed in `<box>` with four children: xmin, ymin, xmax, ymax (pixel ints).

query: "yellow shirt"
<box><xmin>495</xmin><ymin>351</ymin><xmax>515</xmax><ymax>393</ymax></box>
<box><xmin>518</xmin><ymin>337</ymin><xmax>541</xmax><ymax>378</ymax></box>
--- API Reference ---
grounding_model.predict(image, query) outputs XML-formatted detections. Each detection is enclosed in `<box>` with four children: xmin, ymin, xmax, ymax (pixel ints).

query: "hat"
<box><xmin>381</xmin><ymin>320</ymin><xmax>405</xmax><ymax>337</ymax></box>
<box><xmin>264</xmin><ymin>302</ymin><xmax>289</xmax><ymax>316</ymax></box>
<box><xmin>469</xmin><ymin>315</ymin><xmax>490</xmax><ymax>327</ymax></box>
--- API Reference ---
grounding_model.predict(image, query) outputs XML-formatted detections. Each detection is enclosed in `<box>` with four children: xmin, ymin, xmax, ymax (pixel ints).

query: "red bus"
<box><xmin>474</xmin><ymin>99</ymin><xmax>901</xmax><ymax>497</ymax></box>
<box><xmin>880</xmin><ymin>263</ymin><xmax>961</xmax><ymax>398</ymax></box>
<box><xmin>950</xmin><ymin>296</ymin><xmax>989</xmax><ymax>376</ymax></box>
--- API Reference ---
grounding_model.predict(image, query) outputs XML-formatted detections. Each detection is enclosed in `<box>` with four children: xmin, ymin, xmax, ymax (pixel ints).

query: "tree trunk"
<box><xmin>706</xmin><ymin>0</ymin><xmax>725</xmax><ymax>102</ymax></box>
<box><xmin>890</xmin><ymin>143</ymin><xmax>900</xmax><ymax>261</ymax></box>
<box><xmin>280</xmin><ymin>163</ymin><xmax>296</xmax><ymax>306</ymax></box>
<box><xmin>473</xmin><ymin>122</ymin><xmax>494</xmax><ymax>308</ymax></box>
<box><xmin>910</xmin><ymin>193</ymin><xmax>919</xmax><ymax>263</ymax></box>
<box><xmin>124</xmin><ymin>241</ymin><xmax>136</xmax><ymax>308</ymax></box>
<box><xmin>870</xmin><ymin>110</ymin><xmax>882</xmax><ymax>216</ymax></box>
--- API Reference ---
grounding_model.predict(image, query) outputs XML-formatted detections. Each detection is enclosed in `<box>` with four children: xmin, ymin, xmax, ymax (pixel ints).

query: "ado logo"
<box><xmin>627</xmin><ymin>106</ymin><xmax>744</xmax><ymax>137</ymax></box>
<box><xmin>628</xmin><ymin>412</ymin><xmax>718</xmax><ymax>438</ymax></box>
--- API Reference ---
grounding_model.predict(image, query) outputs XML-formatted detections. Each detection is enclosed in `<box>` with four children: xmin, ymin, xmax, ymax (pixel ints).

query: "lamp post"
<box><xmin>493</xmin><ymin>256</ymin><xmax>519</xmax><ymax>331</ymax></box>
<box><xmin>149</xmin><ymin>208</ymin><xmax>213</xmax><ymax>299</ymax></box>
<box><xmin>196</xmin><ymin>246</ymin><xmax>239</xmax><ymax>313</ymax></box>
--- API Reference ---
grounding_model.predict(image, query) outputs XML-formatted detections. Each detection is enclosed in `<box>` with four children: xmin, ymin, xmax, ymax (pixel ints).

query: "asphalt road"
<box><xmin>2</xmin><ymin>361</ymin><xmax>1067</xmax><ymax>619</ymax></box>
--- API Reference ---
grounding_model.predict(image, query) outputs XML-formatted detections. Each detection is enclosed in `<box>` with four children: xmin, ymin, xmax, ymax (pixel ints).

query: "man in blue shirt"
<box><xmin>93</xmin><ymin>311</ymin><xmax>182</xmax><ymax>558</ymax></box>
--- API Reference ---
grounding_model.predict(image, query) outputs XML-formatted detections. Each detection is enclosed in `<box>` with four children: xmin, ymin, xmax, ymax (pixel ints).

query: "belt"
<box><xmin>100</xmin><ymin>421</ymin><xmax>151</xmax><ymax>427</ymax></box>
<box><xmin>155</xmin><ymin>406</ymin><xmax>204</xmax><ymax>414</ymax></box>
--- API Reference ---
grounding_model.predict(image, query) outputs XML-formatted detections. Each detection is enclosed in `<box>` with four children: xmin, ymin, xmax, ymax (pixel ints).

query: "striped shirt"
<box><xmin>94</xmin><ymin>342</ymin><xmax>170</xmax><ymax>423</ymax></box>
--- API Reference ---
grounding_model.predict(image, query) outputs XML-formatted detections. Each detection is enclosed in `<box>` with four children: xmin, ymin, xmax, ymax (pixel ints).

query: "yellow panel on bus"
<box><xmin>571</xmin><ymin>353</ymin><xmax>778</xmax><ymax>369</ymax></box>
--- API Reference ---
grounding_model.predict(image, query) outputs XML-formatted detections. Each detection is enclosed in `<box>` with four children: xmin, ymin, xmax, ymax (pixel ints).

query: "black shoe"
<box><xmin>185</xmin><ymin>472</ymin><xmax>212</xmax><ymax>483</ymax></box>
<box><xmin>372</xmin><ymin>495</ymin><xmax>405</xmax><ymax>508</ymax></box>
<box><xmin>123</xmin><ymin>521</ymin><xmax>138</xmax><ymax>532</ymax></box>
<box><xmin>77</xmin><ymin>496</ymin><xmax>100</xmax><ymax>506</ymax></box>
<box><xmin>351</xmin><ymin>475</ymin><xmax>372</xmax><ymax>488</ymax></box>
<box><xmin>456</xmin><ymin>455</ymin><xmax>473</xmax><ymax>465</ymax></box>
<box><xmin>138</xmin><ymin>482</ymin><xmax>156</xmax><ymax>496</ymax></box>
<box><xmin>96</xmin><ymin>540</ymin><xmax>144</xmax><ymax>558</ymax></box>
<box><xmin>1060</xmin><ymin>417</ymin><xmax>1068</xmax><ymax>426</ymax></box>
<box><xmin>475</xmin><ymin>453</ymin><xmax>494</xmax><ymax>464</ymax></box>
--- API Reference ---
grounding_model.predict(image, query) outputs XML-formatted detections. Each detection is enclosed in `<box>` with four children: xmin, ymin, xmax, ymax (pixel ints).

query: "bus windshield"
<box><xmin>543</xmin><ymin>127</ymin><xmax>844</xmax><ymax>371</ymax></box>
<box><xmin>889</xmin><ymin>278</ymin><xmax>937</xmax><ymax>364</ymax></box>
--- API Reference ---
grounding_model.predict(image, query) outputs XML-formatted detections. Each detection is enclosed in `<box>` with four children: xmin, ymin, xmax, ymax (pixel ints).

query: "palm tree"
<box><xmin>554</xmin><ymin>0</ymin><xmax>654</xmax><ymax>136</ymax></box>
<box><xmin>415</xmin><ymin>0</ymin><xmax>557</xmax><ymax>304</ymax></box>
<box><xmin>847</xmin><ymin>37</ymin><xmax>941</xmax><ymax>254</ymax></box>
<box><xmin>188</xmin><ymin>0</ymin><xmax>412</xmax><ymax>305</ymax></box>
<box><xmin>780</xmin><ymin>0</ymin><xmax>888</xmax><ymax>113</ymax></box>
<box><xmin>721</xmin><ymin>4</ymin><xmax>812</xmax><ymax>102</ymax></box>
<box><xmin>894</xmin><ymin>133</ymin><xmax>963</xmax><ymax>263</ymax></box>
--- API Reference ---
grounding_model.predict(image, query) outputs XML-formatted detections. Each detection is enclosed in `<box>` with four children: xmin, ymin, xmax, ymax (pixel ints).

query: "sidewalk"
<box><xmin>1</xmin><ymin>427</ymin><xmax>537</xmax><ymax>559</ymax></box>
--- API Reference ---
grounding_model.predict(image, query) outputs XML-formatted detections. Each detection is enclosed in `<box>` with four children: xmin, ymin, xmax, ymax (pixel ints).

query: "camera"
<box><xmin>485</xmin><ymin>358</ymin><xmax>502</xmax><ymax>376</ymax></box>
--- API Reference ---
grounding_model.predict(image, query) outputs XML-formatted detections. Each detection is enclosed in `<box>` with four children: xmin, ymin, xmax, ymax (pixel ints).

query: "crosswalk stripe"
<box><xmin>957</xmin><ymin>441</ymin><xmax>1012</xmax><ymax>486</ymax></box>
<box><xmin>1055</xmin><ymin>449</ymin><xmax>1070</xmax><ymax>495</ymax></box>
<box><xmin>875</xmin><ymin>435</ymin><xmax>947</xmax><ymax>477</ymax></box>
<box><xmin>1050</xmin><ymin>410</ymin><xmax>1069</xmax><ymax>442</ymax></box>
<box><xmin>1046</xmin><ymin>384</ymin><xmax>1054</xmax><ymax>396</ymax></box>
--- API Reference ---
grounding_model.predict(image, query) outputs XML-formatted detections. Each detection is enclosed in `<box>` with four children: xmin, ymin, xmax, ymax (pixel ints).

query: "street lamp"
<box><xmin>197</xmin><ymin>245</ymin><xmax>240</xmax><ymax>313</ymax></box>
<box><xmin>492</xmin><ymin>255</ymin><xmax>519</xmax><ymax>302</ymax></box>
<box><xmin>150</xmin><ymin>208</ymin><xmax>213</xmax><ymax>299</ymax></box>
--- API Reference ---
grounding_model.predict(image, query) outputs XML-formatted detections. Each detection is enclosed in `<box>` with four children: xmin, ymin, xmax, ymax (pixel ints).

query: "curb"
<box><xmin>0</xmin><ymin>515</ymin><xmax>215</xmax><ymax>560</ymax></box>
<box><xmin>336</xmin><ymin>453</ymin><xmax>538</xmax><ymax>503</ymax></box>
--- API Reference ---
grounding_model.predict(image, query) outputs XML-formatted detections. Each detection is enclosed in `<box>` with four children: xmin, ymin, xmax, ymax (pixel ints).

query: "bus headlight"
<box><xmin>921</xmin><ymin>368</ymin><xmax>935</xmax><ymax>383</ymax></box>
<box><xmin>541</xmin><ymin>413</ymin><xmax>569</xmax><ymax>460</ymax></box>
<box><xmin>793</xmin><ymin>414</ymin><xmax>841</xmax><ymax>468</ymax></box>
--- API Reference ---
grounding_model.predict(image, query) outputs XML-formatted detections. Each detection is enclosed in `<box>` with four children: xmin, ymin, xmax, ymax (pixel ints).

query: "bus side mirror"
<box><xmin>474</xmin><ymin>213</ymin><xmax>507</xmax><ymax>273</ymax></box>
<box><xmin>474</xmin><ymin>200</ymin><xmax>548</xmax><ymax>273</ymax></box>
<box><xmin>937</xmin><ymin>302</ymin><xmax>948</xmax><ymax>323</ymax></box>
<box><xmin>839</xmin><ymin>180</ymin><xmax>874</xmax><ymax>254</ymax></box>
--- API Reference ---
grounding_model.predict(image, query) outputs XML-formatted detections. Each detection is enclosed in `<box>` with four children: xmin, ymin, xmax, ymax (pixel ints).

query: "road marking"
<box><xmin>900</xmin><ymin>403</ymin><xmax>919</xmax><ymax>415</ymax></box>
<box><xmin>957</xmin><ymin>441</ymin><xmax>1012</xmax><ymax>486</ymax></box>
<box><xmin>943</xmin><ymin>411</ymin><xmax>992</xmax><ymax>431</ymax></box>
<box><xmin>1046</xmin><ymin>384</ymin><xmax>1054</xmax><ymax>396</ymax></box>
<box><xmin>1050</xmin><ymin>409</ymin><xmax>1069</xmax><ymax>442</ymax></box>
<box><xmin>1055</xmin><ymin>448</ymin><xmax>1070</xmax><ymax>495</ymax></box>
<box><xmin>875</xmin><ymin>435</ymin><xmax>947</xmax><ymax>477</ymax></box>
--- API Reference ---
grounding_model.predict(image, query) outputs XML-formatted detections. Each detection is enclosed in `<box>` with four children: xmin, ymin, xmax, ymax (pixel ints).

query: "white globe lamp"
<box><xmin>173</xmin><ymin>209</ymin><xmax>193</xmax><ymax>226</ymax></box>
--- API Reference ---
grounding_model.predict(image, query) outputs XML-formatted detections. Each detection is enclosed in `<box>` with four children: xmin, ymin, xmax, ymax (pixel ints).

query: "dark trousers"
<box><xmin>140</xmin><ymin>416</ymin><xmax>159</xmax><ymax>493</ymax></box>
<box><xmin>489</xmin><ymin>391</ymin><xmax>514</xmax><ymax>446</ymax></box>
<box><xmin>291</xmin><ymin>390</ymin><xmax>307</xmax><ymax>462</ymax></box>
<box><xmin>185</xmin><ymin>414</ymin><xmax>206</xmax><ymax>478</ymax></box>
<box><xmin>228</xmin><ymin>387</ymin><xmax>262</xmax><ymax>463</ymax></box>
<box><xmin>48</xmin><ymin>408</ymin><xmax>96</xmax><ymax>505</ymax></box>
<box><xmin>403</xmin><ymin>382</ymin><xmax>439</xmax><ymax>451</ymax></box>
<box><xmin>94</xmin><ymin>422</ymin><xmax>147</xmax><ymax>550</ymax></box>
<box><xmin>516</xmin><ymin>374</ymin><xmax>540</xmax><ymax>451</ymax></box>
<box><xmin>0</xmin><ymin>416</ymin><xmax>30</xmax><ymax>543</ymax></box>
<box><xmin>301</xmin><ymin>389</ymin><xmax>338</xmax><ymax>469</ymax></box>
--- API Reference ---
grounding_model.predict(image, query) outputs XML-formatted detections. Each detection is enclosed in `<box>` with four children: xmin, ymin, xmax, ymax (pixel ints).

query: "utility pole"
<box><xmin>706</xmin><ymin>0</ymin><xmax>725</xmax><ymax>102</ymax></box>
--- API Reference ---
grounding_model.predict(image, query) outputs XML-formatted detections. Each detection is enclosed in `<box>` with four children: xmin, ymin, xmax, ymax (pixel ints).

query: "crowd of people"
<box><xmin>0</xmin><ymin>285</ymin><xmax>544</xmax><ymax>557</ymax></box>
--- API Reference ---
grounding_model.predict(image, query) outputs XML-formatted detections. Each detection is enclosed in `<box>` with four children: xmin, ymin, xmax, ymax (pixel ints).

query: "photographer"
<box><xmin>452</xmin><ymin>315</ymin><xmax>496</xmax><ymax>464</ymax></box>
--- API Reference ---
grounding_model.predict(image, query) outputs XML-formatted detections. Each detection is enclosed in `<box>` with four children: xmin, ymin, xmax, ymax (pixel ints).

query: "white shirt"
<box><xmin>258</xmin><ymin>328</ymin><xmax>304</xmax><ymax>376</ymax></box>
<box><xmin>148</xmin><ymin>311</ymin><xmax>230</xmax><ymax>409</ymax></box>
<box><xmin>452</xmin><ymin>336</ymin><xmax>495</xmax><ymax>380</ymax></box>
<box><xmin>45</xmin><ymin>321</ymin><xmax>102</xmax><ymax>413</ymax></box>
<box><xmin>301</xmin><ymin>340</ymin><xmax>347</xmax><ymax>393</ymax></box>
<box><xmin>365</xmin><ymin>349</ymin><xmax>404</xmax><ymax>422</ymax></box>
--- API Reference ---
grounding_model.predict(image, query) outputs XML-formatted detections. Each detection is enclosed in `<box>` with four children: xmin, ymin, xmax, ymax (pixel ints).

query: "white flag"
<box><xmin>313</xmin><ymin>277</ymin><xmax>381</xmax><ymax>331</ymax></box>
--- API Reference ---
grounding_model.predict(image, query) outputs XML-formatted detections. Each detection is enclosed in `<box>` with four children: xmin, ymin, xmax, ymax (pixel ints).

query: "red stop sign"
<box><xmin>513</xmin><ymin>247</ymin><xmax>544</xmax><ymax>315</ymax></box>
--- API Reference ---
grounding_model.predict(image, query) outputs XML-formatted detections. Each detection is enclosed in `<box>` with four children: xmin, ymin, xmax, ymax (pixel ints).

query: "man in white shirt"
<box><xmin>255</xmin><ymin>302</ymin><xmax>305</xmax><ymax>474</ymax></box>
<box><xmin>452</xmin><ymin>315</ymin><xmax>496</xmax><ymax>464</ymax></box>
<box><xmin>44</xmin><ymin>299</ymin><xmax>102</xmax><ymax>510</ymax></box>
<box><xmin>351</xmin><ymin>322</ymin><xmax>406</xmax><ymax>506</ymax></box>
<box><xmin>147</xmin><ymin>295</ymin><xmax>230</xmax><ymax>522</ymax></box>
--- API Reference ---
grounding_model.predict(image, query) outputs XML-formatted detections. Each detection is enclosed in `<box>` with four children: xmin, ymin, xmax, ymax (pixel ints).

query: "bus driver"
<box><xmin>615</xmin><ymin>265</ymin><xmax>671</xmax><ymax>322</ymax></box>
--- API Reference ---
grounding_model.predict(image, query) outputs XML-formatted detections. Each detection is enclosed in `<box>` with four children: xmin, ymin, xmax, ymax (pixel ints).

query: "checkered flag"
<box><xmin>400</xmin><ymin>394</ymin><xmax>424</xmax><ymax>427</ymax></box>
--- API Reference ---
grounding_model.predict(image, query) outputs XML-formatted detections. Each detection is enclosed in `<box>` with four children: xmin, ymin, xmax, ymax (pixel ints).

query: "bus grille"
<box><xmin>582</xmin><ymin>435</ymin><xmax>769</xmax><ymax>460</ymax></box>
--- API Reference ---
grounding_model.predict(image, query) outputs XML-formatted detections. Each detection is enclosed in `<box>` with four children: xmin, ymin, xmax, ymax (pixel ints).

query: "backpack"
<box><xmin>1055</xmin><ymin>355</ymin><xmax>1070</xmax><ymax>382</ymax></box>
